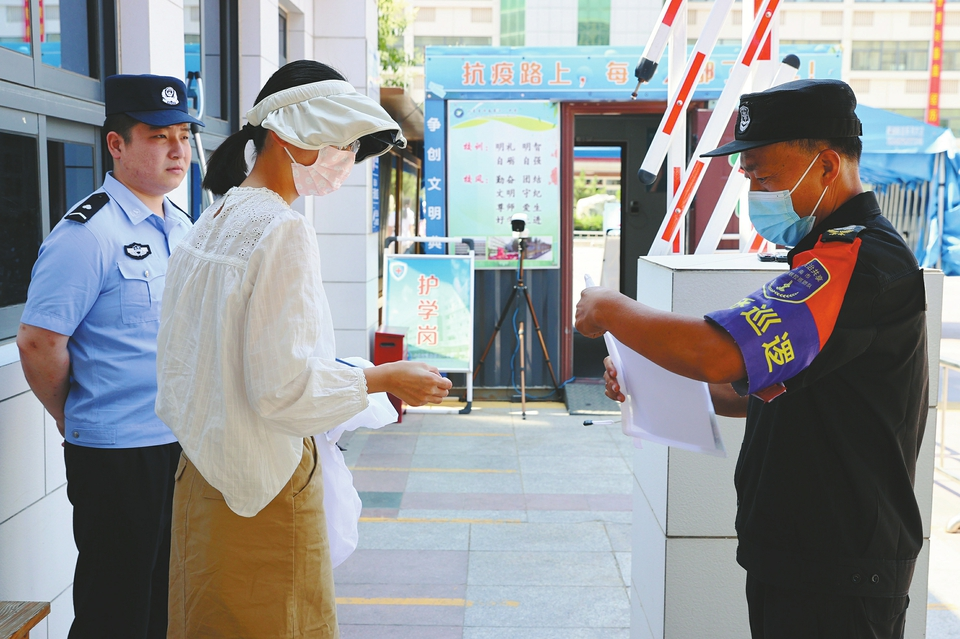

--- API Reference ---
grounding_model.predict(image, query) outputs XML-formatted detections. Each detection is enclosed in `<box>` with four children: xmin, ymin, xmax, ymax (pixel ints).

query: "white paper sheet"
<box><xmin>584</xmin><ymin>274</ymin><xmax>725</xmax><ymax>457</ymax></box>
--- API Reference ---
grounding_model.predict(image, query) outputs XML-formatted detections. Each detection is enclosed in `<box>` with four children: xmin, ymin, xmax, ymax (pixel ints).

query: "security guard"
<box><xmin>576</xmin><ymin>79</ymin><xmax>927</xmax><ymax>638</ymax></box>
<box><xmin>17</xmin><ymin>74</ymin><xmax>202</xmax><ymax>639</ymax></box>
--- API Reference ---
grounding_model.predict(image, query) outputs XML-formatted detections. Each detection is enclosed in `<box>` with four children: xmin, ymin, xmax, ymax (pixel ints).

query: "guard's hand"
<box><xmin>377</xmin><ymin>361</ymin><xmax>453</xmax><ymax>406</ymax></box>
<box><xmin>575</xmin><ymin>286</ymin><xmax>616</xmax><ymax>338</ymax></box>
<box><xmin>603</xmin><ymin>356</ymin><xmax>625</xmax><ymax>403</ymax></box>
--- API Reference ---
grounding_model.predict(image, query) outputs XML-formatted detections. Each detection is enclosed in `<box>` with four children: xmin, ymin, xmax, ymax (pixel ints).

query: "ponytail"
<box><xmin>202</xmin><ymin>123</ymin><xmax>267</xmax><ymax>197</ymax></box>
<box><xmin>202</xmin><ymin>60</ymin><xmax>347</xmax><ymax>197</ymax></box>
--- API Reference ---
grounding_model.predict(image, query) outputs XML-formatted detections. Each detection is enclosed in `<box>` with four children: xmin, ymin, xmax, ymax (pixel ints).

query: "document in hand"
<box><xmin>603</xmin><ymin>332</ymin><xmax>726</xmax><ymax>457</ymax></box>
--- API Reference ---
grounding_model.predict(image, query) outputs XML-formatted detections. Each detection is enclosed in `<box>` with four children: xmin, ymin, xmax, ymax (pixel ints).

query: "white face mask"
<box><xmin>284</xmin><ymin>142</ymin><xmax>358</xmax><ymax>196</ymax></box>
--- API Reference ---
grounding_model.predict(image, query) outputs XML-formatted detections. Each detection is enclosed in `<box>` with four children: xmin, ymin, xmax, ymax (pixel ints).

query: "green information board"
<box><xmin>383</xmin><ymin>253</ymin><xmax>475</xmax><ymax>372</ymax></box>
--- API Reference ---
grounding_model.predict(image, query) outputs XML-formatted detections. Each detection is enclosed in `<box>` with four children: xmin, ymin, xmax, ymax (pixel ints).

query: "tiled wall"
<box><xmin>0</xmin><ymin>344</ymin><xmax>77</xmax><ymax>639</ymax></box>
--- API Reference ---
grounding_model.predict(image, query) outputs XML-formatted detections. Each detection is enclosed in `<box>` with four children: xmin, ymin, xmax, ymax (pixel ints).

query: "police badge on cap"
<box><xmin>703</xmin><ymin>79</ymin><xmax>862</xmax><ymax>157</ymax></box>
<box><xmin>105</xmin><ymin>74</ymin><xmax>203</xmax><ymax>128</ymax></box>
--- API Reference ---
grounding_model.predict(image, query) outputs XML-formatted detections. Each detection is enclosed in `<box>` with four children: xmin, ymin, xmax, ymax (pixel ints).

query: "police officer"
<box><xmin>577</xmin><ymin>79</ymin><xmax>927</xmax><ymax>638</ymax></box>
<box><xmin>17</xmin><ymin>74</ymin><xmax>202</xmax><ymax>639</ymax></box>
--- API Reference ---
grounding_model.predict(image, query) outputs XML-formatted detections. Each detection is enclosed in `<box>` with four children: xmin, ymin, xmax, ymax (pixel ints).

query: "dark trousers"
<box><xmin>746</xmin><ymin>573</ymin><xmax>909</xmax><ymax>639</ymax></box>
<box><xmin>65</xmin><ymin>441</ymin><xmax>181</xmax><ymax>639</ymax></box>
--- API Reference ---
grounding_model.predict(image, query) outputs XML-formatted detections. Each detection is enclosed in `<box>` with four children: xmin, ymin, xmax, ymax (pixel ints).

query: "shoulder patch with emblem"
<box><xmin>124</xmin><ymin>243</ymin><xmax>152</xmax><ymax>260</ymax></box>
<box><xmin>820</xmin><ymin>225</ymin><xmax>866</xmax><ymax>243</ymax></box>
<box><xmin>65</xmin><ymin>192</ymin><xmax>109</xmax><ymax>223</ymax></box>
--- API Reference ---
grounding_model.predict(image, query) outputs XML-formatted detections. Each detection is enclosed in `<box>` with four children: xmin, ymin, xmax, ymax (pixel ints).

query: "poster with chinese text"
<box><xmin>383</xmin><ymin>254</ymin><xmax>474</xmax><ymax>371</ymax></box>
<box><xmin>446</xmin><ymin>100</ymin><xmax>560</xmax><ymax>269</ymax></box>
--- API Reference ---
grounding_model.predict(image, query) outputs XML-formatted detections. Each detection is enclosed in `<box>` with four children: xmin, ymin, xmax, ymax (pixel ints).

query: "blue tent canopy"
<box><xmin>857</xmin><ymin>105</ymin><xmax>960</xmax><ymax>274</ymax></box>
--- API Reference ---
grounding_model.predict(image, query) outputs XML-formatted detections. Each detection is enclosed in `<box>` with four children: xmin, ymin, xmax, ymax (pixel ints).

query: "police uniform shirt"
<box><xmin>21</xmin><ymin>172</ymin><xmax>192</xmax><ymax>448</ymax></box>
<box><xmin>705</xmin><ymin>191</ymin><xmax>928</xmax><ymax>597</ymax></box>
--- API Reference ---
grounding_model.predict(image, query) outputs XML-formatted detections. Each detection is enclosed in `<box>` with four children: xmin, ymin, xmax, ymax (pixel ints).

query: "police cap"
<box><xmin>105</xmin><ymin>74</ymin><xmax>204</xmax><ymax>127</ymax></box>
<box><xmin>702</xmin><ymin>79</ymin><xmax>861</xmax><ymax>157</ymax></box>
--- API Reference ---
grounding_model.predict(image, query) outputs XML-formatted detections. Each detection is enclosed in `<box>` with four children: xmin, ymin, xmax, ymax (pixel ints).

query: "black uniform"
<box><xmin>709</xmin><ymin>192</ymin><xmax>928</xmax><ymax>638</ymax></box>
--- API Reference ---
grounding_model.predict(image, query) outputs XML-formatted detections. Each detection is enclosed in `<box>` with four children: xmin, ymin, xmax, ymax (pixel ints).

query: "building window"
<box><xmin>578</xmin><ymin>0</ymin><xmax>610</xmax><ymax>46</ymax></box>
<box><xmin>183</xmin><ymin>0</ymin><xmax>239</xmax><ymax>125</ymax></box>
<box><xmin>851</xmin><ymin>41</ymin><xmax>928</xmax><ymax>71</ymax></box>
<box><xmin>183</xmin><ymin>0</ymin><xmax>239</xmax><ymax>220</ymax></box>
<box><xmin>414</xmin><ymin>36</ymin><xmax>492</xmax><ymax>59</ymax></box>
<box><xmin>279</xmin><ymin>9</ymin><xmax>287</xmax><ymax>67</ymax></box>
<box><xmin>940</xmin><ymin>109</ymin><xmax>960</xmax><ymax>137</ymax></box>
<box><xmin>500</xmin><ymin>0</ymin><xmax>524</xmax><ymax>46</ymax></box>
<box><xmin>472</xmin><ymin>7</ymin><xmax>492</xmax><ymax>22</ymax></box>
<box><xmin>0</xmin><ymin>0</ymin><xmax>113</xmax><ymax>99</ymax></box>
<box><xmin>43</xmin><ymin>0</ymin><xmax>100</xmax><ymax>77</ymax></box>
<box><xmin>47</xmin><ymin>140</ymin><xmax>95</xmax><ymax>228</ymax></box>
<box><xmin>943</xmin><ymin>42</ymin><xmax>960</xmax><ymax>71</ymax></box>
<box><xmin>0</xmin><ymin>130</ymin><xmax>41</xmax><ymax>340</ymax></box>
<box><xmin>0</xmin><ymin>0</ymin><xmax>99</xmax><ymax>76</ymax></box>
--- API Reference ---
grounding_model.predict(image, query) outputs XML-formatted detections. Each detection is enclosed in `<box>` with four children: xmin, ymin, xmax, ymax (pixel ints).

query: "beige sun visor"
<box><xmin>245</xmin><ymin>79</ymin><xmax>407</xmax><ymax>162</ymax></box>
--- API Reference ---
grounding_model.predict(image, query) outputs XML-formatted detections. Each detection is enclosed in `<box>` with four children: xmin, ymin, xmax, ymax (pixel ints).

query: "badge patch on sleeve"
<box><xmin>705</xmin><ymin>235</ymin><xmax>861</xmax><ymax>399</ymax></box>
<box><xmin>762</xmin><ymin>259</ymin><xmax>830</xmax><ymax>304</ymax></box>
<box><xmin>124</xmin><ymin>243</ymin><xmax>152</xmax><ymax>260</ymax></box>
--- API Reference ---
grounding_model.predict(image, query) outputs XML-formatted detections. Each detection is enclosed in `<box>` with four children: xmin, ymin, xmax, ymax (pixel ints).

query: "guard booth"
<box><xmin>421</xmin><ymin>45</ymin><xmax>842</xmax><ymax>394</ymax></box>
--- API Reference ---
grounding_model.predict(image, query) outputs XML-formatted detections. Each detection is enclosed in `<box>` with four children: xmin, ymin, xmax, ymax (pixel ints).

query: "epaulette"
<box><xmin>820</xmin><ymin>225</ymin><xmax>866</xmax><ymax>243</ymax></box>
<box><xmin>65</xmin><ymin>192</ymin><xmax>109</xmax><ymax>223</ymax></box>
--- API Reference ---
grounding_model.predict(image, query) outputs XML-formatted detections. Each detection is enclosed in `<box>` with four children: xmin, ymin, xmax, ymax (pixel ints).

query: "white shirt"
<box><xmin>156</xmin><ymin>187</ymin><xmax>368</xmax><ymax>517</ymax></box>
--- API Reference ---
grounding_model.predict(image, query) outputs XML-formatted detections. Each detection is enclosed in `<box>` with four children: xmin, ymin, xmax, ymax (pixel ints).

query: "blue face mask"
<box><xmin>748</xmin><ymin>152</ymin><xmax>829</xmax><ymax>247</ymax></box>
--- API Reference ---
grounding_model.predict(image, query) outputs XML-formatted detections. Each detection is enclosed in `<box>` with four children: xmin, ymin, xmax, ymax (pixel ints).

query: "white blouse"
<box><xmin>156</xmin><ymin>187</ymin><xmax>368</xmax><ymax>517</ymax></box>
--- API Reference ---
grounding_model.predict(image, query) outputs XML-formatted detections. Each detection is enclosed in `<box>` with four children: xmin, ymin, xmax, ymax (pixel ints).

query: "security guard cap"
<box><xmin>702</xmin><ymin>79</ymin><xmax>861</xmax><ymax>157</ymax></box>
<box><xmin>105</xmin><ymin>74</ymin><xmax>204</xmax><ymax>127</ymax></box>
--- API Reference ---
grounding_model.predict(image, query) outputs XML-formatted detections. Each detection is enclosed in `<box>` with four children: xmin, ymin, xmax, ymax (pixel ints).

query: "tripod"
<box><xmin>473</xmin><ymin>236</ymin><xmax>560</xmax><ymax>390</ymax></box>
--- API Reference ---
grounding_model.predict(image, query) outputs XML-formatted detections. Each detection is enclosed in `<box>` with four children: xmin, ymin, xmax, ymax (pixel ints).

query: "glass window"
<box><xmin>578</xmin><ymin>0</ymin><xmax>611</xmax><ymax>46</ymax></box>
<box><xmin>939</xmin><ymin>109</ymin><xmax>960</xmax><ymax>137</ymax></box>
<box><xmin>0</xmin><ymin>2</ymin><xmax>32</xmax><ymax>56</ymax></box>
<box><xmin>47</xmin><ymin>140</ymin><xmax>95</xmax><ymax>227</ymax></box>
<box><xmin>414</xmin><ymin>36</ymin><xmax>492</xmax><ymax>59</ymax></box>
<box><xmin>0</xmin><ymin>131</ymin><xmax>41</xmax><ymax>338</ymax></box>
<box><xmin>279</xmin><ymin>9</ymin><xmax>287</xmax><ymax>67</ymax></box>
<box><xmin>851</xmin><ymin>41</ymin><xmax>928</xmax><ymax>71</ymax></box>
<box><xmin>183</xmin><ymin>0</ymin><xmax>236</xmax><ymax>122</ymax></box>
<box><xmin>500</xmin><ymin>0</ymin><xmax>525</xmax><ymax>46</ymax></box>
<box><xmin>42</xmin><ymin>0</ymin><xmax>99</xmax><ymax>77</ymax></box>
<box><xmin>944</xmin><ymin>42</ymin><xmax>960</xmax><ymax>71</ymax></box>
<box><xmin>184</xmin><ymin>0</ymin><xmax>200</xmax><ymax>77</ymax></box>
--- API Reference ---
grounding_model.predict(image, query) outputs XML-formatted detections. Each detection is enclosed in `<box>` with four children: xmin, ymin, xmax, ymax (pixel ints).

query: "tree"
<box><xmin>378</xmin><ymin>0</ymin><xmax>419</xmax><ymax>88</ymax></box>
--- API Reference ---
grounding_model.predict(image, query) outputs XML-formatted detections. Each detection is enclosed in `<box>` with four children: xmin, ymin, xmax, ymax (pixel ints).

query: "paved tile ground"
<box><xmin>333</xmin><ymin>405</ymin><xmax>632</xmax><ymax>639</ymax></box>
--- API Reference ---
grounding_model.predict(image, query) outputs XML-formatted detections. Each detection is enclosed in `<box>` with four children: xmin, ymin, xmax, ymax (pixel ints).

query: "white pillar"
<box><xmin>116</xmin><ymin>0</ymin><xmax>191</xmax><ymax>225</ymax></box>
<box><xmin>312</xmin><ymin>0</ymin><xmax>381</xmax><ymax>358</ymax></box>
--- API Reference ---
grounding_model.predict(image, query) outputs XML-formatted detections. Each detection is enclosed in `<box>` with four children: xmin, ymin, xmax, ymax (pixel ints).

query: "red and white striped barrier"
<box><xmin>694</xmin><ymin>54</ymin><xmax>800</xmax><ymax>255</ymax></box>
<box><xmin>647</xmin><ymin>0</ymin><xmax>785</xmax><ymax>256</ymax></box>
<box><xmin>636</xmin><ymin>0</ymin><xmax>736</xmax><ymax>184</ymax></box>
<box><xmin>631</xmin><ymin>0</ymin><xmax>687</xmax><ymax>98</ymax></box>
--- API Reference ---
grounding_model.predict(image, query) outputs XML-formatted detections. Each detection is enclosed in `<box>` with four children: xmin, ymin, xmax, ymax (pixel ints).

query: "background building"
<box><xmin>404</xmin><ymin>0</ymin><xmax>960</xmax><ymax>135</ymax></box>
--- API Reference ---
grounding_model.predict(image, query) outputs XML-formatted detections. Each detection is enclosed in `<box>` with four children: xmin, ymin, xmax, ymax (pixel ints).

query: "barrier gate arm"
<box><xmin>637</xmin><ymin>0</ymin><xmax>737</xmax><ymax>185</ymax></box>
<box><xmin>647</xmin><ymin>0</ymin><xmax>785</xmax><ymax>257</ymax></box>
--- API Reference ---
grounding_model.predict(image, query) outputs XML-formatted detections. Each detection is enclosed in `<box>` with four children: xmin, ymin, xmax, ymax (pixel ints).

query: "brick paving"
<box><xmin>333</xmin><ymin>404</ymin><xmax>633</xmax><ymax>639</ymax></box>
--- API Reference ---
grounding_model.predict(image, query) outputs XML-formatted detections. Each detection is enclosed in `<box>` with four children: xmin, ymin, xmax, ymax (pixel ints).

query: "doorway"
<box><xmin>561</xmin><ymin>103</ymin><xmax>671</xmax><ymax>380</ymax></box>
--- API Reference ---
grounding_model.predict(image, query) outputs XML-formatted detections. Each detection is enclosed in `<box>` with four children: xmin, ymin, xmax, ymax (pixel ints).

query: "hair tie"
<box><xmin>242</xmin><ymin>122</ymin><xmax>257</xmax><ymax>137</ymax></box>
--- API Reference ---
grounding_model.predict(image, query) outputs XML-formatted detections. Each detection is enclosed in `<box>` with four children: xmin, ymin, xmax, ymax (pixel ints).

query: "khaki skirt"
<box><xmin>168</xmin><ymin>437</ymin><xmax>339</xmax><ymax>638</ymax></box>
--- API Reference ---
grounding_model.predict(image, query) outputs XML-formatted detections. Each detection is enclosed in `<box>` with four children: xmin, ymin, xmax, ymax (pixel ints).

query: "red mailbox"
<box><xmin>373</xmin><ymin>326</ymin><xmax>407</xmax><ymax>422</ymax></box>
